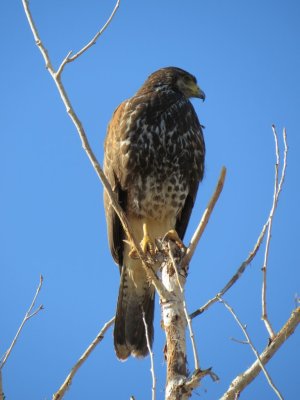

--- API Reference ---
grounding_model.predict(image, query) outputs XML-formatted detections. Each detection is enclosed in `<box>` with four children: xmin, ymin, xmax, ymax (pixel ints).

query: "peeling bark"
<box><xmin>160</xmin><ymin>243</ymin><xmax>191</xmax><ymax>400</ymax></box>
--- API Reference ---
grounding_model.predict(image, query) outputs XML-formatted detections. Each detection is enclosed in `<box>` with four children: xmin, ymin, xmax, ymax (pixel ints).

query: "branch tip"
<box><xmin>182</xmin><ymin>165</ymin><xmax>226</xmax><ymax>267</ymax></box>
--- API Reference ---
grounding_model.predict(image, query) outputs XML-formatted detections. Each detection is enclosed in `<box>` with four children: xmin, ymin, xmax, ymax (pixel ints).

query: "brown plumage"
<box><xmin>103</xmin><ymin>67</ymin><xmax>205</xmax><ymax>360</ymax></box>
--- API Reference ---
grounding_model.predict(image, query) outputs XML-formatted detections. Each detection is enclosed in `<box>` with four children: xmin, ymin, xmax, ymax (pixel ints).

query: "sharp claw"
<box><xmin>164</xmin><ymin>229</ymin><xmax>186</xmax><ymax>249</ymax></box>
<box><xmin>127</xmin><ymin>223</ymin><xmax>157</xmax><ymax>259</ymax></box>
<box><xmin>128</xmin><ymin>248</ymin><xmax>140</xmax><ymax>259</ymax></box>
<box><xmin>141</xmin><ymin>223</ymin><xmax>156</xmax><ymax>256</ymax></box>
<box><xmin>144</xmin><ymin>239</ymin><xmax>155</xmax><ymax>256</ymax></box>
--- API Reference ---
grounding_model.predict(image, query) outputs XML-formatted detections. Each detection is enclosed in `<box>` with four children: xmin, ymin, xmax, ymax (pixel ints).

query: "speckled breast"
<box><xmin>128</xmin><ymin>168</ymin><xmax>189</xmax><ymax>220</ymax></box>
<box><xmin>122</xmin><ymin>128</ymin><xmax>197</xmax><ymax>220</ymax></box>
<box><xmin>117</xmin><ymin>95</ymin><xmax>204</xmax><ymax>221</ymax></box>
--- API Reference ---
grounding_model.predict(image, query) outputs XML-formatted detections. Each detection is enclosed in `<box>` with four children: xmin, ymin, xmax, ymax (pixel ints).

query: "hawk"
<box><xmin>104</xmin><ymin>67</ymin><xmax>205</xmax><ymax>360</ymax></box>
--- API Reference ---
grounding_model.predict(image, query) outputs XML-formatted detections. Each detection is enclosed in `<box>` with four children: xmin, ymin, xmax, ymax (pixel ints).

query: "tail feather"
<box><xmin>114</xmin><ymin>266</ymin><xmax>155</xmax><ymax>360</ymax></box>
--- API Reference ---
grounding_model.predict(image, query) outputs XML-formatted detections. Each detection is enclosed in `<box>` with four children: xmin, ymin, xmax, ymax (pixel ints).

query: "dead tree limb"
<box><xmin>261</xmin><ymin>126</ymin><xmax>288</xmax><ymax>339</ymax></box>
<box><xmin>0</xmin><ymin>275</ymin><xmax>43</xmax><ymax>369</ymax></box>
<box><xmin>143</xmin><ymin>312</ymin><xmax>156</xmax><ymax>400</ymax></box>
<box><xmin>182</xmin><ymin>166</ymin><xmax>226</xmax><ymax>268</ymax></box>
<box><xmin>219</xmin><ymin>297</ymin><xmax>284</xmax><ymax>400</ymax></box>
<box><xmin>190</xmin><ymin>127</ymin><xmax>288</xmax><ymax>320</ymax></box>
<box><xmin>0</xmin><ymin>275</ymin><xmax>43</xmax><ymax>400</ymax></box>
<box><xmin>220</xmin><ymin>307</ymin><xmax>300</xmax><ymax>400</ymax></box>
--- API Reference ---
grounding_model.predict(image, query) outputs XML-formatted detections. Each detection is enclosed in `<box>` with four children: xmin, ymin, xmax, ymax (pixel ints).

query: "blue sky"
<box><xmin>1</xmin><ymin>1</ymin><xmax>299</xmax><ymax>399</ymax></box>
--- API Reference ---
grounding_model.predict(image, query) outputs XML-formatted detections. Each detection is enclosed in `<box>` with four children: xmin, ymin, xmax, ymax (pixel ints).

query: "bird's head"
<box><xmin>143</xmin><ymin>67</ymin><xmax>205</xmax><ymax>101</ymax></box>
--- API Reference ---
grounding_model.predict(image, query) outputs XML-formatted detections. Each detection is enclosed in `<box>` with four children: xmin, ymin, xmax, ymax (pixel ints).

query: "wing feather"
<box><xmin>175</xmin><ymin>112</ymin><xmax>205</xmax><ymax>240</ymax></box>
<box><xmin>103</xmin><ymin>101</ymin><xmax>128</xmax><ymax>269</ymax></box>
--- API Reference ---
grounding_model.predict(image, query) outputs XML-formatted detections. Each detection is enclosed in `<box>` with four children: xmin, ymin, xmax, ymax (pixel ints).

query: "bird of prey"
<box><xmin>103</xmin><ymin>67</ymin><xmax>205</xmax><ymax>360</ymax></box>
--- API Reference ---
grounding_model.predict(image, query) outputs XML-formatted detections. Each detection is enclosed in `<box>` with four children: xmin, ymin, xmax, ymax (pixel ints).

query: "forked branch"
<box><xmin>182</xmin><ymin>166</ymin><xmax>226</xmax><ymax>268</ymax></box>
<box><xmin>219</xmin><ymin>297</ymin><xmax>284</xmax><ymax>400</ymax></box>
<box><xmin>56</xmin><ymin>0</ymin><xmax>120</xmax><ymax>76</ymax></box>
<box><xmin>220</xmin><ymin>307</ymin><xmax>300</xmax><ymax>400</ymax></box>
<box><xmin>0</xmin><ymin>275</ymin><xmax>43</xmax><ymax>400</ymax></box>
<box><xmin>191</xmin><ymin>127</ymin><xmax>288</xmax><ymax>320</ymax></box>
<box><xmin>0</xmin><ymin>275</ymin><xmax>44</xmax><ymax>369</ymax></box>
<box><xmin>261</xmin><ymin>126</ymin><xmax>288</xmax><ymax>339</ymax></box>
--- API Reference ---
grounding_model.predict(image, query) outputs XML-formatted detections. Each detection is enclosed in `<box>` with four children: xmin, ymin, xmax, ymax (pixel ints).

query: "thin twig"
<box><xmin>67</xmin><ymin>1</ymin><xmax>120</xmax><ymax>62</ymax></box>
<box><xmin>142</xmin><ymin>312</ymin><xmax>156</xmax><ymax>400</ymax></box>
<box><xmin>294</xmin><ymin>294</ymin><xmax>300</xmax><ymax>308</ymax></box>
<box><xmin>219</xmin><ymin>297</ymin><xmax>284</xmax><ymax>400</ymax></box>
<box><xmin>191</xmin><ymin>128</ymin><xmax>288</xmax><ymax>319</ymax></box>
<box><xmin>0</xmin><ymin>275</ymin><xmax>43</xmax><ymax>369</ymax></box>
<box><xmin>184</xmin><ymin>368</ymin><xmax>219</xmax><ymax>395</ymax></box>
<box><xmin>52</xmin><ymin>317</ymin><xmax>115</xmax><ymax>400</ymax></box>
<box><xmin>21</xmin><ymin>0</ymin><xmax>167</xmax><ymax>301</ymax></box>
<box><xmin>220</xmin><ymin>307</ymin><xmax>300</xmax><ymax>400</ymax></box>
<box><xmin>56</xmin><ymin>0</ymin><xmax>120</xmax><ymax>76</ymax></box>
<box><xmin>262</xmin><ymin>127</ymin><xmax>288</xmax><ymax>339</ymax></box>
<box><xmin>182</xmin><ymin>166</ymin><xmax>226</xmax><ymax>268</ymax></box>
<box><xmin>21</xmin><ymin>0</ymin><xmax>55</xmax><ymax>73</ymax></box>
<box><xmin>169</xmin><ymin>244</ymin><xmax>200</xmax><ymax>371</ymax></box>
<box><xmin>230</xmin><ymin>337</ymin><xmax>248</xmax><ymax>345</ymax></box>
<box><xmin>0</xmin><ymin>370</ymin><xmax>3</xmax><ymax>400</ymax></box>
<box><xmin>190</xmin><ymin>218</ymin><xmax>268</xmax><ymax>318</ymax></box>
<box><xmin>278</xmin><ymin>128</ymin><xmax>288</xmax><ymax>194</ymax></box>
<box><xmin>261</xmin><ymin>126</ymin><xmax>279</xmax><ymax>338</ymax></box>
<box><xmin>56</xmin><ymin>50</ymin><xmax>72</xmax><ymax>78</ymax></box>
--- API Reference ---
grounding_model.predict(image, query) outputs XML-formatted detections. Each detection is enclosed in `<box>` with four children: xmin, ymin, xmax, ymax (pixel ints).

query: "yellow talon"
<box><xmin>140</xmin><ymin>223</ymin><xmax>155</xmax><ymax>255</ymax></box>
<box><xmin>164</xmin><ymin>229</ymin><xmax>185</xmax><ymax>249</ymax></box>
<box><xmin>127</xmin><ymin>223</ymin><xmax>156</xmax><ymax>259</ymax></box>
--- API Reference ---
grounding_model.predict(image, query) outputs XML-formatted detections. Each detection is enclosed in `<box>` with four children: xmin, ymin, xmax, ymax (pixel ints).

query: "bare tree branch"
<box><xmin>169</xmin><ymin>244</ymin><xmax>200</xmax><ymax>371</ymax></box>
<box><xmin>219</xmin><ymin>297</ymin><xmax>284</xmax><ymax>400</ymax></box>
<box><xmin>261</xmin><ymin>127</ymin><xmax>288</xmax><ymax>339</ymax></box>
<box><xmin>158</xmin><ymin>240</ymin><xmax>219</xmax><ymax>400</ymax></box>
<box><xmin>190</xmin><ymin>218</ymin><xmax>268</xmax><ymax>318</ymax></box>
<box><xmin>190</xmin><ymin>127</ymin><xmax>288</xmax><ymax>320</ymax></box>
<box><xmin>220</xmin><ymin>307</ymin><xmax>300</xmax><ymax>400</ymax></box>
<box><xmin>161</xmin><ymin>242</ymin><xmax>189</xmax><ymax>400</ymax></box>
<box><xmin>52</xmin><ymin>317</ymin><xmax>115</xmax><ymax>400</ymax></box>
<box><xmin>143</xmin><ymin>312</ymin><xmax>156</xmax><ymax>400</ymax></box>
<box><xmin>0</xmin><ymin>275</ymin><xmax>43</xmax><ymax>369</ymax></box>
<box><xmin>0</xmin><ymin>370</ymin><xmax>3</xmax><ymax>400</ymax></box>
<box><xmin>56</xmin><ymin>0</ymin><xmax>120</xmax><ymax>76</ymax></box>
<box><xmin>182</xmin><ymin>166</ymin><xmax>226</xmax><ymax>268</ymax></box>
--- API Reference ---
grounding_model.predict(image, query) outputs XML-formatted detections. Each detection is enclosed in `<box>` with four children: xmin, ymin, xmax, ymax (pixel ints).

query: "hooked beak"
<box><xmin>194</xmin><ymin>86</ymin><xmax>206</xmax><ymax>101</ymax></box>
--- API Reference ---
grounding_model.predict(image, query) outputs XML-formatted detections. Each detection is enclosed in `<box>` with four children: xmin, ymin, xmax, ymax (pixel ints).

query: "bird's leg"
<box><xmin>163</xmin><ymin>229</ymin><xmax>186</xmax><ymax>249</ymax></box>
<box><xmin>128</xmin><ymin>223</ymin><xmax>156</xmax><ymax>259</ymax></box>
<box><xmin>140</xmin><ymin>222</ymin><xmax>155</xmax><ymax>255</ymax></box>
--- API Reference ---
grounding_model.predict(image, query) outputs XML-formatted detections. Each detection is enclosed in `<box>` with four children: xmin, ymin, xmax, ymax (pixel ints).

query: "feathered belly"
<box><xmin>127</xmin><ymin>172</ymin><xmax>189</xmax><ymax>220</ymax></box>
